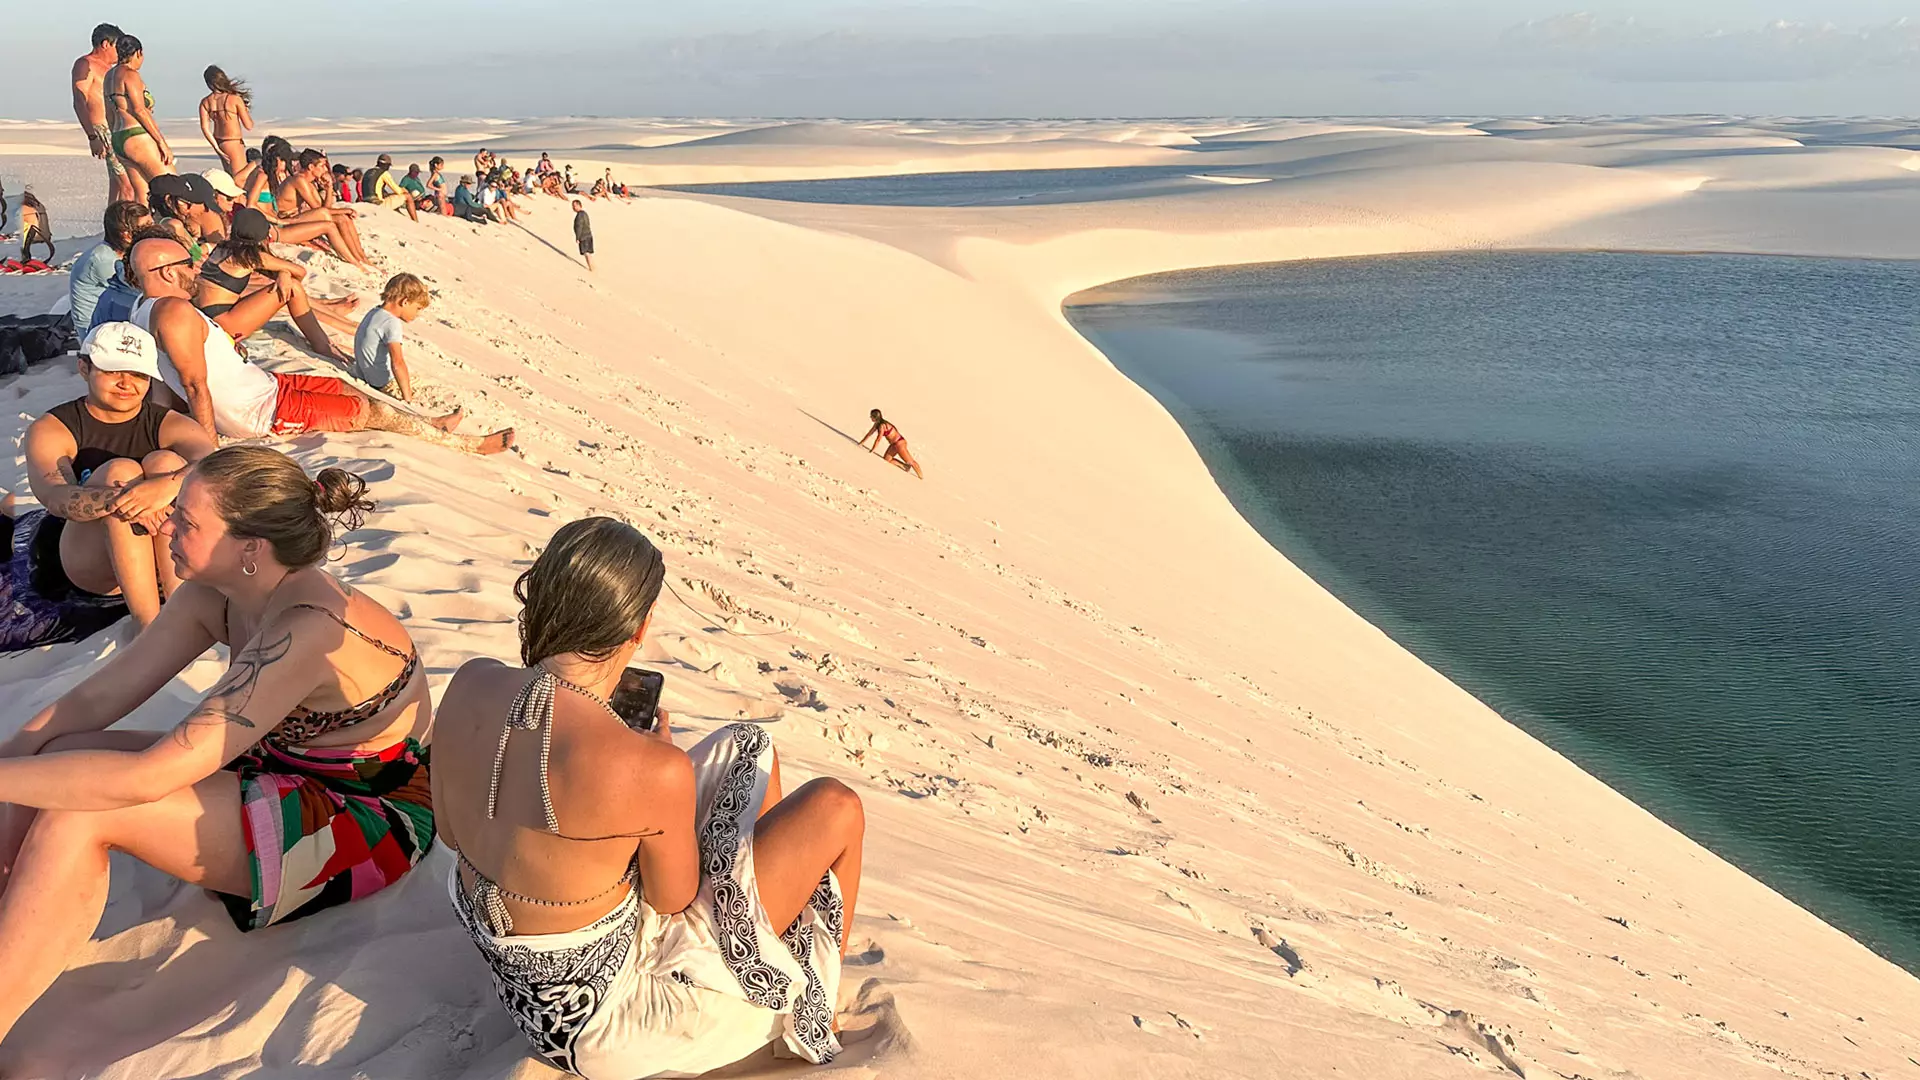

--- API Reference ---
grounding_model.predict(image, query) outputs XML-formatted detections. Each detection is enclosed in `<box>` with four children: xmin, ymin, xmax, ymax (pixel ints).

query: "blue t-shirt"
<box><xmin>89</xmin><ymin>271</ymin><xmax>140</xmax><ymax>332</ymax></box>
<box><xmin>68</xmin><ymin>243</ymin><xmax>121</xmax><ymax>333</ymax></box>
<box><xmin>352</xmin><ymin>306</ymin><xmax>405</xmax><ymax>388</ymax></box>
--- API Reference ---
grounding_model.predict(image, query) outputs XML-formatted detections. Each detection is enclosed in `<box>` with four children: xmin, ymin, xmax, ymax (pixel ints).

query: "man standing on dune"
<box><xmin>71</xmin><ymin>24</ymin><xmax>130</xmax><ymax>203</ymax></box>
<box><xmin>572</xmin><ymin>199</ymin><xmax>594</xmax><ymax>271</ymax></box>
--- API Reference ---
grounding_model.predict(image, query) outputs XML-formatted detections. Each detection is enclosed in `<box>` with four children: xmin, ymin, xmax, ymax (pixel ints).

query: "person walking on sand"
<box><xmin>104</xmin><ymin>35</ymin><xmax>175</xmax><ymax>207</ymax></box>
<box><xmin>572</xmin><ymin>199</ymin><xmax>594</xmax><ymax>270</ymax></box>
<box><xmin>436</xmin><ymin>517</ymin><xmax>862</xmax><ymax>1078</ymax></box>
<box><xmin>197</xmin><ymin>66</ymin><xmax>254</xmax><ymax>177</ymax></box>
<box><xmin>71</xmin><ymin>24</ymin><xmax>130</xmax><ymax>203</ymax></box>
<box><xmin>0</xmin><ymin>447</ymin><xmax>437</xmax><ymax>1051</ymax></box>
<box><xmin>861</xmin><ymin>409</ymin><xmax>923</xmax><ymax>478</ymax></box>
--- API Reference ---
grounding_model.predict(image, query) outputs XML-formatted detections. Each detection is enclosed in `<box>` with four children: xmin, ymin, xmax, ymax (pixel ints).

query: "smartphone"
<box><xmin>608</xmin><ymin>667</ymin><xmax>665</xmax><ymax>732</ymax></box>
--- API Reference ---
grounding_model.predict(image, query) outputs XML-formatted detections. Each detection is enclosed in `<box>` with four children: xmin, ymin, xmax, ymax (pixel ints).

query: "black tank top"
<box><xmin>46</xmin><ymin>398</ymin><xmax>169</xmax><ymax>483</ymax></box>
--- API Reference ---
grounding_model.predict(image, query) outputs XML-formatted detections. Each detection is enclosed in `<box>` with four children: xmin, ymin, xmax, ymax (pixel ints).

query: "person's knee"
<box><xmin>29</xmin><ymin>807</ymin><xmax>106</xmax><ymax>851</ymax></box>
<box><xmin>803</xmin><ymin>777</ymin><xmax>864</xmax><ymax>832</ymax></box>
<box><xmin>141</xmin><ymin>450</ymin><xmax>187</xmax><ymax>477</ymax></box>
<box><xmin>90</xmin><ymin>457</ymin><xmax>146</xmax><ymax>488</ymax></box>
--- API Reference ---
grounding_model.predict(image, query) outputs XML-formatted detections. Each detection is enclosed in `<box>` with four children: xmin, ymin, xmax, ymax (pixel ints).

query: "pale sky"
<box><xmin>4</xmin><ymin>2</ymin><xmax>1917</xmax><ymax>119</ymax></box>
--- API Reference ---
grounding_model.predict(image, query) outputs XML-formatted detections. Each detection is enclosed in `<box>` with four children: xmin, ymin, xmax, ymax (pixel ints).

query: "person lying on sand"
<box><xmin>436</xmin><ymin>517</ymin><xmax>863</xmax><ymax>1078</ymax></box>
<box><xmin>17</xmin><ymin>191</ymin><xmax>54</xmax><ymax>265</ymax></box>
<box><xmin>197</xmin><ymin>66</ymin><xmax>254</xmax><ymax>177</ymax></box>
<box><xmin>194</xmin><ymin>208</ymin><xmax>355</xmax><ymax>364</ymax></box>
<box><xmin>0</xmin><ymin>447</ymin><xmax>435</xmax><ymax>1052</ymax></box>
<box><xmin>5</xmin><ymin>322</ymin><xmax>215</xmax><ymax>649</ymax></box>
<box><xmin>861</xmin><ymin>408</ymin><xmax>924</xmax><ymax>478</ymax></box>
<box><xmin>129</xmin><ymin>236</ymin><xmax>513</xmax><ymax>454</ymax></box>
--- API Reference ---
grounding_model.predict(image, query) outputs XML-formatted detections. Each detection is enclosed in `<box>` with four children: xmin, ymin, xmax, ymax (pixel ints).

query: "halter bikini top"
<box><xmin>230</xmin><ymin>600</ymin><xmax>419</xmax><ymax>745</ymax></box>
<box><xmin>198</xmin><ymin>257</ymin><xmax>251</xmax><ymax>295</ymax></box>
<box><xmin>459</xmin><ymin>668</ymin><xmax>640</xmax><ymax>936</ymax></box>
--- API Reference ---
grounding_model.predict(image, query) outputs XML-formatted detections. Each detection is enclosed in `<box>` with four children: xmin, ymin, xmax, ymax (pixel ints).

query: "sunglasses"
<box><xmin>149</xmin><ymin>256</ymin><xmax>195</xmax><ymax>275</ymax></box>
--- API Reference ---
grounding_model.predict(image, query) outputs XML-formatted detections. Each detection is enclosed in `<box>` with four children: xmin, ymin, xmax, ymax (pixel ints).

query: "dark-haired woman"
<box><xmin>0</xmin><ymin>446</ymin><xmax>433</xmax><ymax>1043</ymax></box>
<box><xmin>195</xmin><ymin>207</ymin><xmax>356</xmax><ymax>363</ymax></box>
<box><xmin>435</xmin><ymin>517</ymin><xmax>863</xmax><ymax>1078</ymax></box>
<box><xmin>103</xmin><ymin>36</ymin><xmax>173</xmax><ymax>207</ymax></box>
<box><xmin>198</xmin><ymin>66</ymin><xmax>254</xmax><ymax>177</ymax></box>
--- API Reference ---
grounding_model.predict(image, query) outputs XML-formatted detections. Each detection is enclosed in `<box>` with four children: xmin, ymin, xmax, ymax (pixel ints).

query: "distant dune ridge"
<box><xmin>1</xmin><ymin>115</ymin><xmax>1918</xmax><ymax>1079</ymax></box>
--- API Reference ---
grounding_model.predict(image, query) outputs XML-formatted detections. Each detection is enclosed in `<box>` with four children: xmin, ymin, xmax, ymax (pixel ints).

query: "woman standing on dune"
<box><xmin>198</xmin><ymin>66</ymin><xmax>254</xmax><ymax>177</ymax></box>
<box><xmin>861</xmin><ymin>409</ymin><xmax>924</xmax><ymax>478</ymax></box>
<box><xmin>0</xmin><ymin>447</ymin><xmax>434</xmax><ymax>1047</ymax></box>
<box><xmin>103</xmin><ymin>35</ymin><xmax>174</xmax><ymax>206</ymax></box>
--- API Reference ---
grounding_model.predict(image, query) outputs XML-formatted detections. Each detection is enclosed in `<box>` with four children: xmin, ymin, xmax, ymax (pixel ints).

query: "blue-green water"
<box><xmin>1065</xmin><ymin>252</ymin><xmax>1920</xmax><ymax>974</ymax></box>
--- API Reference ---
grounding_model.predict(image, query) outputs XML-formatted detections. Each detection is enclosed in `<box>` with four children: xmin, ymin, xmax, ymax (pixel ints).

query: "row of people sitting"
<box><xmin>0</xmin><ymin>440</ymin><xmax>865</xmax><ymax>1077</ymax></box>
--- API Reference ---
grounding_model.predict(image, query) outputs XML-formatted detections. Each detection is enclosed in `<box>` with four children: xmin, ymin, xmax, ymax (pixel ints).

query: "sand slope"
<box><xmin>2</xmin><ymin>117</ymin><xmax>1918</xmax><ymax>1080</ymax></box>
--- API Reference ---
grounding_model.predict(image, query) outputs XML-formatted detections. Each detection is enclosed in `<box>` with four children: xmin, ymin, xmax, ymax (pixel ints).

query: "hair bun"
<box><xmin>313</xmin><ymin>468</ymin><xmax>374</xmax><ymax>532</ymax></box>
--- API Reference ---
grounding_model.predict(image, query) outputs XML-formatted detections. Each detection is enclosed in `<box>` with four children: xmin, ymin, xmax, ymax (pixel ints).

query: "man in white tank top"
<box><xmin>127</xmin><ymin>236</ymin><xmax>514</xmax><ymax>454</ymax></box>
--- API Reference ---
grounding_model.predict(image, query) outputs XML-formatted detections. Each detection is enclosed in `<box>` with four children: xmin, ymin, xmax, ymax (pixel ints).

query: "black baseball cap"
<box><xmin>231</xmin><ymin>207</ymin><xmax>272</xmax><ymax>243</ymax></box>
<box><xmin>180</xmin><ymin>173</ymin><xmax>219</xmax><ymax>210</ymax></box>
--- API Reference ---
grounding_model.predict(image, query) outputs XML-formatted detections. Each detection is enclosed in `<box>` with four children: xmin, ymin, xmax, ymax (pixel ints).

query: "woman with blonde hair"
<box><xmin>198</xmin><ymin>66</ymin><xmax>255</xmax><ymax>176</ymax></box>
<box><xmin>0</xmin><ymin>447</ymin><xmax>434</xmax><ymax>1043</ymax></box>
<box><xmin>435</xmin><ymin>517</ymin><xmax>864</xmax><ymax>1078</ymax></box>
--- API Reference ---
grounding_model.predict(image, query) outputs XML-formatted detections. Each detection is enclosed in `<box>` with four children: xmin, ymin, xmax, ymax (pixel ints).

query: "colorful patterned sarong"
<box><xmin>221</xmin><ymin>736</ymin><xmax>434</xmax><ymax>932</ymax></box>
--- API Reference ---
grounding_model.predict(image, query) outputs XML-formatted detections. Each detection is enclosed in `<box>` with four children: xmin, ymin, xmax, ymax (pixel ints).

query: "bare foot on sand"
<box><xmin>431</xmin><ymin>405</ymin><xmax>466</xmax><ymax>432</ymax></box>
<box><xmin>478</xmin><ymin>428</ymin><xmax>515</xmax><ymax>455</ymax></box>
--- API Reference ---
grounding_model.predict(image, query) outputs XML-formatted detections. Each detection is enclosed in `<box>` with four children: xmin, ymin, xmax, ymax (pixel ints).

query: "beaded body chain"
<box><xmin>465</xmin><ymin>666</ymin><xmax>638</xmax><ymax>935</ymax></box>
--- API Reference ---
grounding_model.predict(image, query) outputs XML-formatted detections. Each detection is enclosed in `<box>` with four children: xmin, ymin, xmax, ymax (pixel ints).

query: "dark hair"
<box><xmin>91</xmin><ymin>23</ymin><xmax>123</xmax><ymax>49</ymax></box>
<box><xmin>114</xmin><ymin>34</ymin><xmax>142</xmax><ymax>63</ymax></box>
<box><xmin>204</xmin><ymin>65</ymin><xmax>252</xmax><ymax>105</ymax></box>
<box><xmin>194</xmin><ymin>446</ymin><xmax>374</xmax><ymax>569</ymax></box>
<box><xmin>103</xmin><ymin>199</ymin><xmax>151</xmax><ymax>252</ymax></box>
<box><xmin>331</xmin><ymin>163</ymin><xmax>348</xmax><ymax>177</ymax></box>
<box><xmin>261</xmin><ymin>135</ymin><xmax>291</xmax><ymax>157</ymax></box>
<box><xmin>211</xmin><ymin>232</ymin><xmax>267</xmax><ymax>271</ymax></box>
<box><xmin>245</xmin><ymin>147</ymin><xmax>261</xmax><ymax>163</ymax></box>
<box><xmin>298</xmin><ymin>148</ymin><xmax>326</xmax><ymax>171</ymax></box>
<box><xmin>870</xmin><ymin>408</ymin><xmax>884</xmax><ymax>421</ymax></box>
<box><xmin>515</xmin><ymin>518</ymin><xmax>665</xmax><ymax>667</ymax></box>
<box><xmin>429</xmin><ymin>155</ymin><xmax>444</xmax><ymax>168</ymax></box>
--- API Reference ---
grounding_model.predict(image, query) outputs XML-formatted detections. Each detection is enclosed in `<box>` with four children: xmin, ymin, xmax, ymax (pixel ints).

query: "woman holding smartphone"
<box><xmin>432</xmin><ymin>517</ymin><xmax>864</xmax><ymax>1079</ymax></box>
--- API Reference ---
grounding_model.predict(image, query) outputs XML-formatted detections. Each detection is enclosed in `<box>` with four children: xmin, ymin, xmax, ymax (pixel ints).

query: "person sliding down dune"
<box><xmin>861</xmin><ymin>408</ymin><xmax>924</xmax><ymax>478</ymax></box>
<box><xmin>435</xmin><ymin>517</ymin><xmax>865</xmax><ymax>1078</ymax></box>
<box><xmin>0</xmin><ymin>447</ymin><xmax>435</xmax><ymax>1053</ymax></box>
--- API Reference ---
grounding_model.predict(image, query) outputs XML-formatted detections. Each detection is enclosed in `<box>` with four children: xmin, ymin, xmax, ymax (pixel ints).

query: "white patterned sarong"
<box><xmin>450</xmin><ymin>723</ymin><xmax>843</xmax><ymax>1078</ymax></box>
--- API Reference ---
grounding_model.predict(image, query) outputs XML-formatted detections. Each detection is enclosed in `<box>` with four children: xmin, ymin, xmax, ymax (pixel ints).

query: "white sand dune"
<box><xmin>2</xmin><ymin>116</ymin><xmax>1919</xmax><ymax>1080</ymax></box>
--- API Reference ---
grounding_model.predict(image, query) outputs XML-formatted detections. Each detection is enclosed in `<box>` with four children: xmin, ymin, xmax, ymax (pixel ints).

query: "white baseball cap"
<box><xmin>201</xmin><ymin>167</ymin><xmax>246</xmax><ymax>199</ymax></box>
<box><xmin>81</xmin><ymin>322</ymin><xmax>161</xmax><ymax>378</ymax></box>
